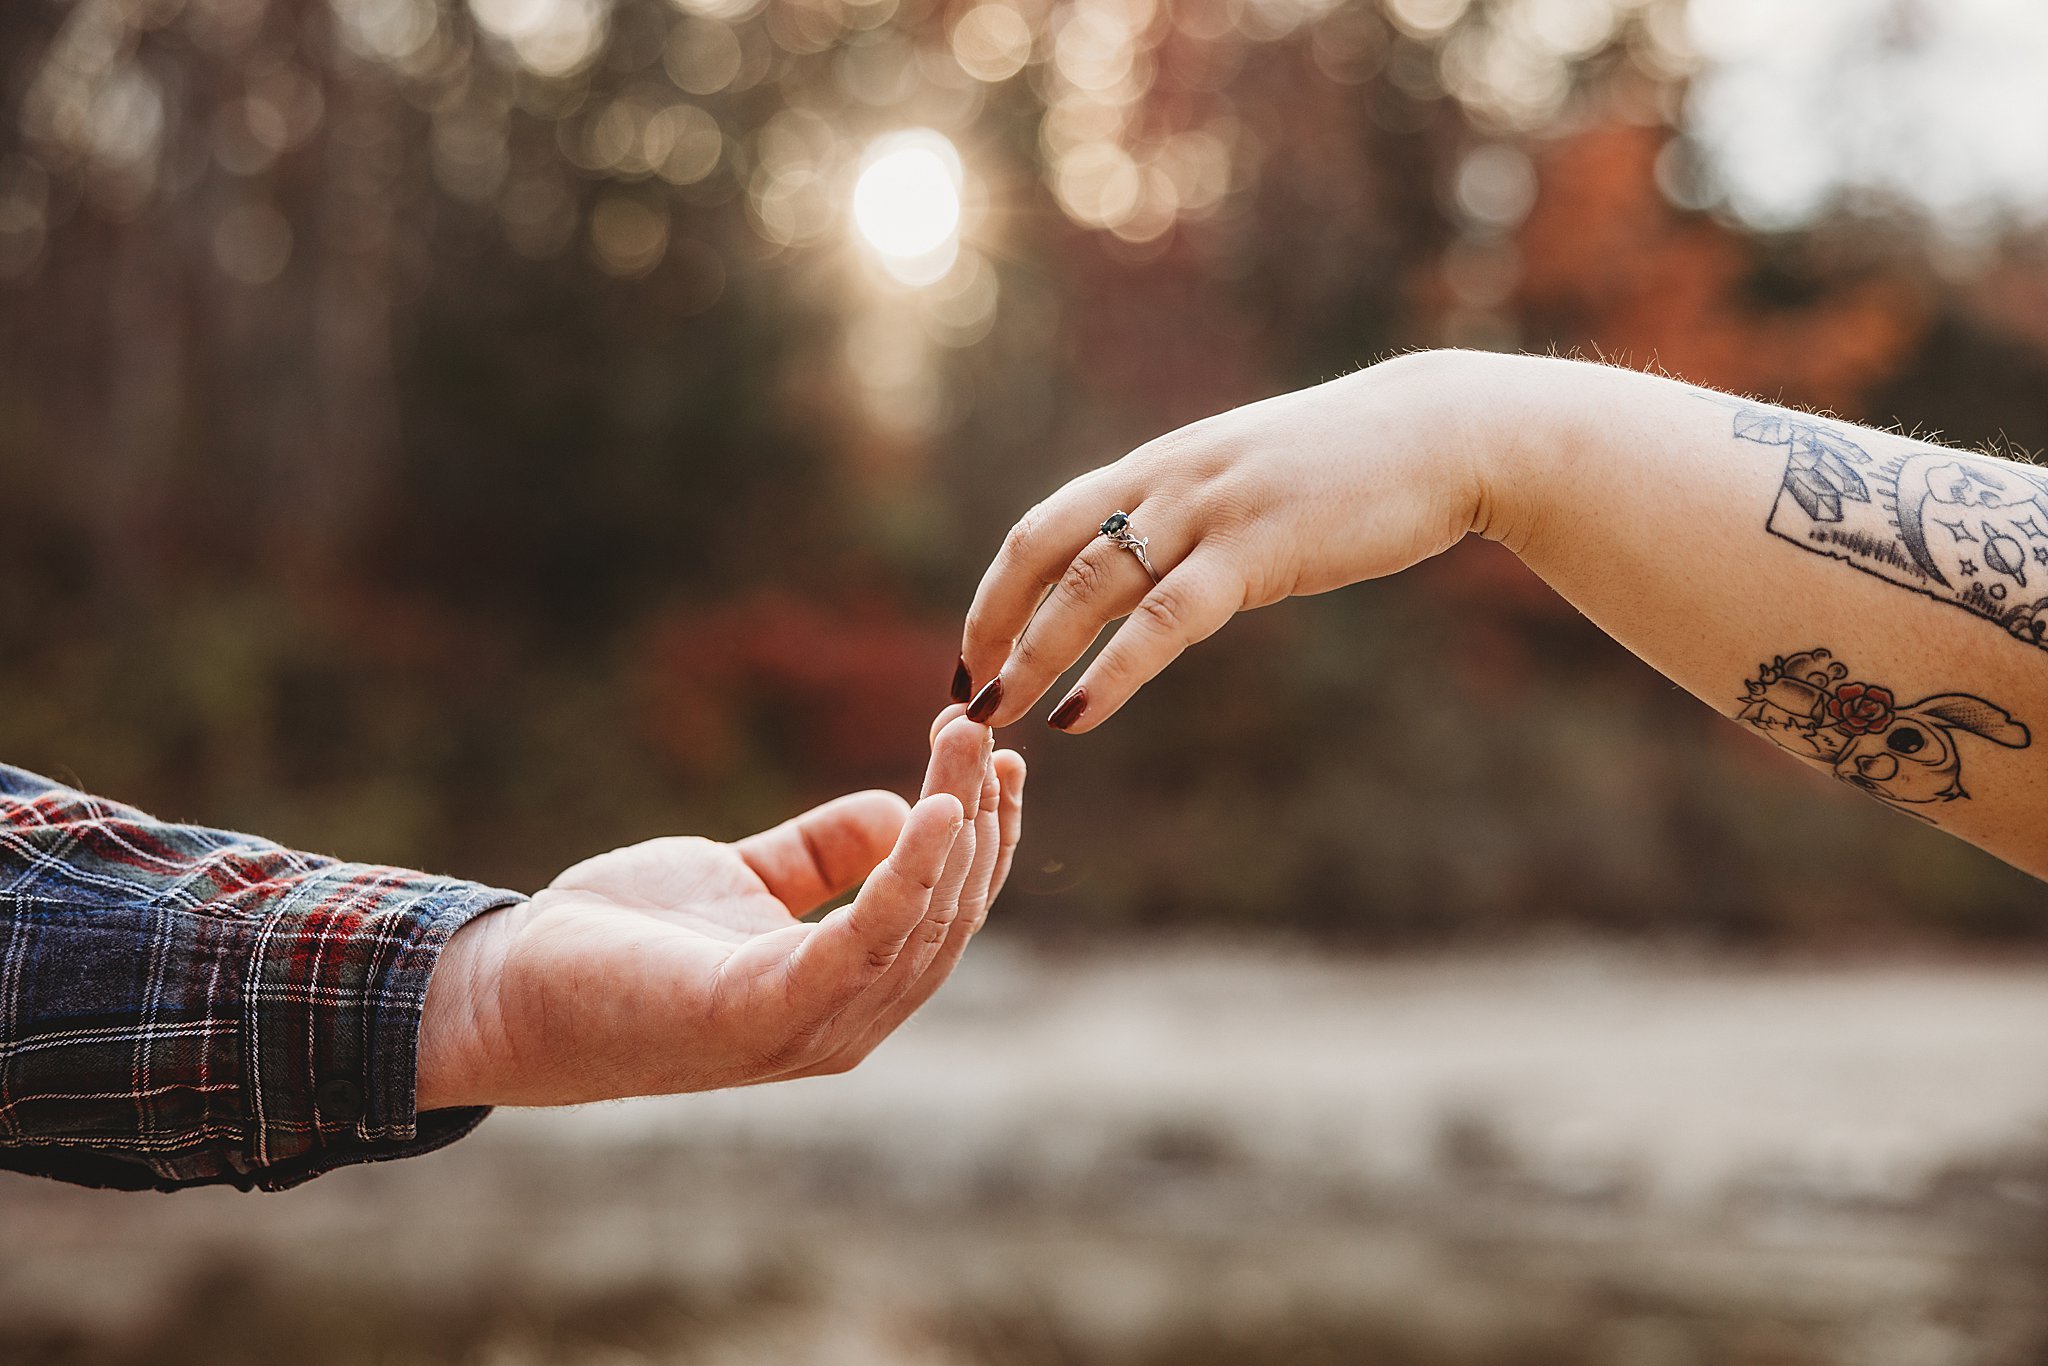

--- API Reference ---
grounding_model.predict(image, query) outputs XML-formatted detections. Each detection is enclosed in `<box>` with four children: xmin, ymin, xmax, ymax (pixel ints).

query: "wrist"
<box><xmin>415</xmin><ymin>902</ymin><xmax>518</xmax><ymax>1111</ymax></box>
<box><xmin>1457</xmin><ymin>351</ymin><xmax>1598</xmax><ymax>559</ymax></box>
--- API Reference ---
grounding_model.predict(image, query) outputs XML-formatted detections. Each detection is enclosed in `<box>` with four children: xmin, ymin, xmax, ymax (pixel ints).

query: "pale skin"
<box><xmin>958</xmin><ymin>349</ymin><xmax>2048</xmax><ymax>881</ymax></box>
<box><xmin>416</xmin><ymin>714</ymin><xmax>1025</xmax><ymax>1110</ymax></box>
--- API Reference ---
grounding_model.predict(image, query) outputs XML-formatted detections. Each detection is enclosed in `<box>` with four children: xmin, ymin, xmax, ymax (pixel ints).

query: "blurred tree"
<box><xmin>0</xmin><ymin>0</ymin><xmax>2042</xmax><ymax>938</ymax></box>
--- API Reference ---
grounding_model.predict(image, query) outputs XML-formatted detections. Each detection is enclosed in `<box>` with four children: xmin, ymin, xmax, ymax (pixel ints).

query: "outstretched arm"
<box><xmin>956</xmin><ymin>349</ymin><xmax>2048</xmax><ymax>879</ymax></box>
<box><xmin>0</xmin><ymin>715</ymin><xmax>1022</xmax><ymax>1190</ymax></box>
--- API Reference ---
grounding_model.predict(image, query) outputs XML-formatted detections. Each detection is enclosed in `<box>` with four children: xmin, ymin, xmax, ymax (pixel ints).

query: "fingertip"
<box><xmin>934</xmin><ymin>714</ymin><xmax>990</xmax><ymax>757</ymax></box>
<box><xmin>1056</xmin><ymin>672</ymin><xmax>1131</xmax><ymax>735</ymax></box>
<box><xmin>833</xmin><ymin>788</ymin><xmax>917</xmax><ymax>861</ymax></box>
<box><xmin>1057</xmin><ymin>703</ymin><xmax>1108</xmax><ymax>734</ymax></box>
<box><xmin>857</xmin><ymin>787</ymin><xmax>914</xmax><ymax>821</ymax></box>
<box><xmin>917</xmin><ymin>790</ymin><xmax>966</xmax><ymax>829</ymax></box>
<box><xmin>929</xmin><ymin>703</ymin><xmax>970</xmax><ymax>745</ymax></box>
<box><xmin>894</xmin><ymin>791</ymin><xmax>966</xmax><ymax>880</ymax></box>
<box><xmin>863</xmin><ymin>792</ymin><xmax>964</xmax><ymax>916</ymax></box>
<box><xmin>965</xmin><ymin>675</ymin><xmax>1005</xmax><ymax>725</ymax></box>
<box><xmin>921</xmin><ymin>718</ymin><xmax>990</xmax><ymax>826</ymax></box>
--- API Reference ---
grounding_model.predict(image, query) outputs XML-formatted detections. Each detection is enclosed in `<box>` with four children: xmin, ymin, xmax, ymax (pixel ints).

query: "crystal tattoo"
<box><xmin>1737</xmin><ymin>648</ymin><xmax>2030</xmax><ymax>806</ymax></box>
<box><xmin>1733</xmin><ymin>407</ymin><xmax>2048</xmax><ymax>649</ymax></box>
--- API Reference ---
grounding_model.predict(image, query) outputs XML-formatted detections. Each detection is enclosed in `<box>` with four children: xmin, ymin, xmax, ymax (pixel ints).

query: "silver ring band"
<box><xmin>1099</xmin><ymin>510</ymin><xmax>1159</xmax><ymax>584</ymax></box>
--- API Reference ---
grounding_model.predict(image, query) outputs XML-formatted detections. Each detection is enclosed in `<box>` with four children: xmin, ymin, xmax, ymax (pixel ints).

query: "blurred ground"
<box><xmin>10</xmin><ymin>944</ymin><xmax>2048</xmax><ymax>1366</ymax></box>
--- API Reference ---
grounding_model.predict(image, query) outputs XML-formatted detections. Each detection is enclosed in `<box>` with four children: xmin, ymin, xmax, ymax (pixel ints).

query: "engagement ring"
<box><xmin>1099</xmin><ymin>510</ymin><xmax>1159</xmax><ymax>583</ymax></box>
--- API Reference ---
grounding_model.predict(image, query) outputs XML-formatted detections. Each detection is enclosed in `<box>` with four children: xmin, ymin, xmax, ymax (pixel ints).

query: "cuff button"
<box><xmin>316</xmin><ymin>1078</ymin><xmax>364</xmax><ymax>1124</ymax></box>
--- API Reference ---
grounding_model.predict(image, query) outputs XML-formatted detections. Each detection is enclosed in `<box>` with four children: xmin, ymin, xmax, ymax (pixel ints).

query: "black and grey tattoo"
<box><xmin>1733</xmin><ymin>407</ymin><xmax>2048</xmax><ymax>648</ymax></box>
<box><xmin>1738</xmin><ymin>648</ymin><xmax>2030</xmax><ymax>805</ymax></box>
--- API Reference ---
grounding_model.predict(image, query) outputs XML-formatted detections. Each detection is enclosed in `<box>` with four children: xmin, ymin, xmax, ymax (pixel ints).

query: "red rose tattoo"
<box><xmin>1736</xmin><ymin>649</ymin><xmax>2028</xmax><ymax>806</ymax></box>
<box><xmin>1826</xmin><ymin>682</ymin><xmax>1895</xmax><ymax>735</ymax></box>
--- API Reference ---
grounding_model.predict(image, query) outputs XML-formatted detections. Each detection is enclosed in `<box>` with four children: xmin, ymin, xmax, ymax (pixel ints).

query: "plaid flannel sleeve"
<box><xmin>0</xmin><ymin>763</ymin><xmax>524</xmax><ymax>1192</ymax></box>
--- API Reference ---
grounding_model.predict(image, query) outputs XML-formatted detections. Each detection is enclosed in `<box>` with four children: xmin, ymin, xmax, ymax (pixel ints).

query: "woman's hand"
<box><xmin>957</xmin><ymin>349</ymin><xmax>1536</xmax><ymax>732</ymax></box>
<box><xmin>970</xmin><ymin>344</ymin><xmax>2048</xmax><ymax>880</ymax></box>
<box><xmin>417</xmin><ymin>714</ymin><xmax>1026</xmax><ymax>1108</ymax></box>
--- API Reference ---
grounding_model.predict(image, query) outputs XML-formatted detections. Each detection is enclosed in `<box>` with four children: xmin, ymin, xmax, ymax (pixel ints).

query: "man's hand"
<box><xmin>416</xmin><ymin>714</ymin><xmax>1025</xmax><ymax>1109</ymax></box>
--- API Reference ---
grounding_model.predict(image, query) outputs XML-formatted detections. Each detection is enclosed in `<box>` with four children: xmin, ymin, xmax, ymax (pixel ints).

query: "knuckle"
<box><xmin>1139</xmin><ymin>419</ymin><xmax>1229</xmax><ymax>476</ymax></box>
<box><xmin>1010</xmin><ymin>632</ymin><xmax>1069</xmax><ymax>683</ymax></box>
<box><xmin>1203</xmin><ymin>485</ymin><xmax>1263</xmax><ymax>535</ymax></box>
<box><xmin>1008</xmin><ymin>631</ymin><xmax>1051</xmax><ymax>675</ymax></box>
<box><xmin>1053</xmin><ymin>549</ymin><xmax>1112</xmax><ymax>608</ymax></box>
<box><xmin>1135</xmin><ymin>587</ymin><xmax>1191</xmax><ymax>637</ymax></box>
<box><xmin>999</xmin><ymin>508</ymin><xmax>1047</xmax><ymax>567</ymax></box>
<box><xmin>883</xmin><ymin>860</ymin><xmax>940</xmax><ymax>897</ymax></box>
<box><xmin>1135</xmin><ymin>425</ymin><xmax>1201</xmax><ymax>466</ymax></box>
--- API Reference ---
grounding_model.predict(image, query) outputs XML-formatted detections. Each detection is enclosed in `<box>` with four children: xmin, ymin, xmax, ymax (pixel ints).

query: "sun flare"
<box><xmin>852</xmin><ymin>130</ymin><xmax>964</xmax><ymax>284</ymax></box>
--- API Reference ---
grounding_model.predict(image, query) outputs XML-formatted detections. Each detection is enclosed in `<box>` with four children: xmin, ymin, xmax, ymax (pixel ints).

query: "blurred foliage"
<box><xmin>1</xmin><ymin>0</ymin><xmax>2045</xmax><ymax>941</ymax></box>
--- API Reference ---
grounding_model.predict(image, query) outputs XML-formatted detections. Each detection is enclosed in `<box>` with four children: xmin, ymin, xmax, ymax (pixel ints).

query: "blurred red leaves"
<box><xmin>637</xmin><ymin>589</ymin><xmax>959</xmax><ymax>783</ymax></box>
<box><xmin>1517</xmin><ymin>124</ymin><xmax>1929</xmax><ymax>412</ymax></box>
<box><xmin>1964</xmin><ymin>256</ymin><xmax>2048</xmax><ymax>364</ymax></box>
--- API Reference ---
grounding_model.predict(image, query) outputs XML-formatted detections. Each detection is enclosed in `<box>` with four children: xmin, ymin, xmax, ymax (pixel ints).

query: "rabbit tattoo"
<box><xmin>1737</xmin><ymin>648</ymin><xmax>2031</xmax><ymax>805</ymax></box>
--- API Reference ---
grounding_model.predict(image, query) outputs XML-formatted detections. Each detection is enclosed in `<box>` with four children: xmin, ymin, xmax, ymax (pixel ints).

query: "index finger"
<box><xmin>961</xmin><ymin>468</ymin><xmax>1133</xmax><ymax>691</ymax></box>
<box><xmin>784</xmin><ymin>792</ymin><xmax>964</xmax><ymax>1019</ymax></box>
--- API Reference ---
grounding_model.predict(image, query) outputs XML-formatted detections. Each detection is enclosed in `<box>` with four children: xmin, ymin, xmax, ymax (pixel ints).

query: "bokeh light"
<box><xmin>951</xmin><ymin>4</ymin><xmax>1036</xmax><ymax>82</ymax></box>
<box><xmin>852</xmin><ymin>129</ymin><xmax>965</xmax><ymax>285</ymax></box>
<box><xmin>468</xmin><ymin>0</ymin><xmax>610</xmax><ymax>77</ymax></box>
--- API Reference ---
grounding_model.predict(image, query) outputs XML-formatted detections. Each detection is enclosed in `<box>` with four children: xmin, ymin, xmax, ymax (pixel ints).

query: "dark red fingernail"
<box><xmin>950</xmin><ymin>656</ymin><xmax>974</xmax><ymax>704</ymax></box>
<box><xmin>966</xmin><ymin>676</ymin><xmax>1004</xmax><ymax>723</ymax></box>
<box><xmin>1048</xmin><ymin>688</ymin><xmax>1088</xmax><ymax>731</ymax></box>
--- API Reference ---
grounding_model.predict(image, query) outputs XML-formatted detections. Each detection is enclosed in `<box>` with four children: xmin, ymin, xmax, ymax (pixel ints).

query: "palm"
<box><xmin>496</xmin><ymin>833</ymin><xmax>868</xmax><ymax>1101</ymax></box>
<box><xmin>551</xmin><ymin>836</ymin><xmax>809</xmax><ymax>942</ymax></box>
<box><xmin>417</xmin><ymin>716</ymin><xmax>1025</xmax><ymax>1110</ymax></box>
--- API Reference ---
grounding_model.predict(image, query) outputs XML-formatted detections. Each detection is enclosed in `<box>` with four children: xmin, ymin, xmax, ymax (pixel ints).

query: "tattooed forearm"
<box><xmin>1737</xmin><ymin>648</ymin><xmax>2030</xmax><ymax>806</ymax></box>
<box><xmin>1731</xmin><ymin>406</ymin><xmax>2048</xmax><ymax>648</ymax></box>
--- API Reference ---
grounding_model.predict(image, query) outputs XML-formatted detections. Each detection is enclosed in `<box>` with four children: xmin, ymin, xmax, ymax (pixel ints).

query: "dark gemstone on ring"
<box><xmin>1100</xmin><ymin>512</ymin><xmax>1129</xmax><ymax>537</ymax></box>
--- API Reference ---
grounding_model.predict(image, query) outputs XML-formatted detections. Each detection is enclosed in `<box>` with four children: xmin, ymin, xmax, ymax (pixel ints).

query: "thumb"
<box><xmin>735</xmin><ymin>789</ymin><xmax>911</xmax><ymax>916</ymax></box>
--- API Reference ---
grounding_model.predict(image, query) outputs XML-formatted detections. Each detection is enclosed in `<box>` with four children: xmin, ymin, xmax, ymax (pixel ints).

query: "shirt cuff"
<box><xmin>0</xmin><ymin>872</ymin><xmax>519</xmax><ymax>1193</ymax></box>
<box><xmin>229</xmin><ymin>869</ymin><xmax>522</xmax><ymax>1191</ymax></box>
<box><xmin>0</xmin><ymin>764</ymin><xmax>529</xmax><ymax>1193</ymax></box>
